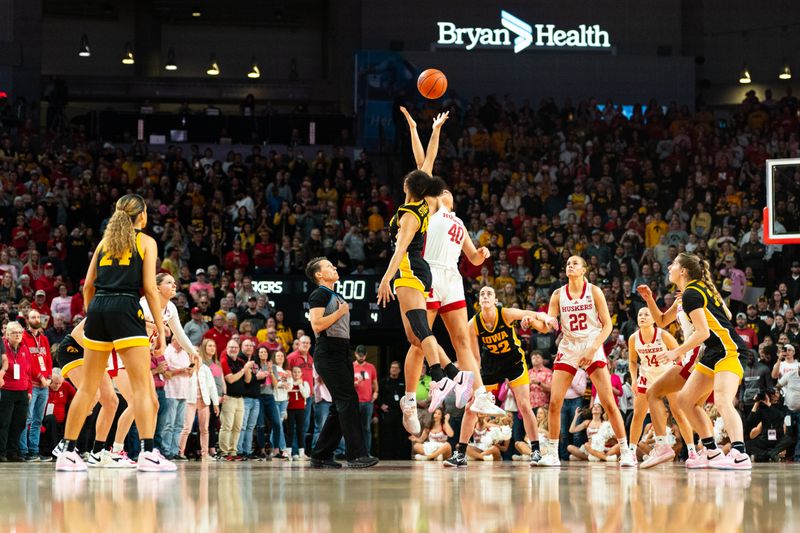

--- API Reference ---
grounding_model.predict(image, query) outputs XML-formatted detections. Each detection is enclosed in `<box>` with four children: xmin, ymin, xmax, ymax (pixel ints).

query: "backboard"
<box><xmin>763</xmin><ymin>158</ymin><xmax>800</xmax><ymax>244</ymax></box>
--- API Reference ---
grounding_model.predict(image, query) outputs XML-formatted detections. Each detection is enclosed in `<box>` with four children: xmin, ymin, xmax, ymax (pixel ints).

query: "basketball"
<box><xmin>417</xmin><ymin>68</ymin><xmax>448</xmax><ymax>99</ymax></box>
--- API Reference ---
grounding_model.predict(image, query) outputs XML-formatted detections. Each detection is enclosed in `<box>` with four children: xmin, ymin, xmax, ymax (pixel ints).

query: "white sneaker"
<box><xmin>428</xmin><ymin>377</ymin><xmax>456</xmax><ymax>413</ymax></box>
<box><xmin>538</xmin><ymin>452</ymin><xmax>561</xmax><ymax>467</ymax></box>
<box><xmin>414</xmin><ymin>454</ymin><xmax>428</xmax><ymax>461</ymax></box>
<box><xmin>297</xmin><ymin>449</ymin><xmax>309</xmax><ymax>460</ymax></box>
<box><xmin>453</xmin><ymin>371</ymin><xmax>475</xmax><ymax>409</ymax></box>
<box><xmin>482</xmin><ymin>454</ymin><xmax>494</xmax><ymax>462</ymax></box>
<box><xmin>107</xmin><ymin>450</ymin><xmax>138</xmax><ymax>469</ymax></box>
<box><xmin>56</xmin><ymin>450</ymin><xmax>88</xmax><ymax>472</ymax></box>
<box><xmin>292</xmin><ymin>455</ymin><xmax>300</xmax><ymax>461</ymax></box>
<box><xmin>86</xmin><ymin>451</ymin><xmax>103</xmax><ymax>468</ymax></box>
<box><xmin>52</xmin><ymin>439</ymin><xmax>66</xmax><ymax>458</ymax></box>
<box><xmin>137</xmin><ymin>450</ymin><xmax>178</xmax><ymax>472</ymax></box>
<box><xmin>400</xmin><ymin>396</ymin><xmax>421</xmax><ymax>435</ymax></box>
<box><xmin>469</xmin><ymin>390</ymin><xmax>506</xmax><ymax>416</ymax></box>
<box><xmin>512</xmin><ymin>454</ymin><xmax>531</xmax><ymax>462</ymax></box>
<box><xmin>620</xmin><ymin>448</ymin><xmax>637</xmax><ymax>467</ymax></box>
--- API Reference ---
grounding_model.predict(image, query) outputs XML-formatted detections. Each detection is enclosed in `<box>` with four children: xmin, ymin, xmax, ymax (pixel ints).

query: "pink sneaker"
<box><xmin>710</xmin><ymin>449</ymin><xmax>752</xmax><ymax>470</ymax></box>
<box><xmin>727</xmin><ymin>449</ymin><xmax>752</xmax><ymax>470</ymax></box>
<box><xmin>453</xmin><ymin>371</ymin><xmax>474</xmax><ymax>409</ymax></box>
<box><xmin>685</xmin><ymin>448</ymin><xmax>712</xmax><ymax>469</ymax></box>
<box><xmin>56</xmin><ymin>450</ymin><xmax>88</xmax><ymax>472</ymax></box>
<box><xmin>640</xmin><ymin>443</ymin><xmax>675</xmax><ymax>469</ymax></box>
<box><xmin>109</xmin><ymin>450</ymin><xmax>138</xmax><ymax>469</ymax></box>
<box><xmin>428</xmin><ymin>377</ymin><xmax>456</xmax><ymax>413</ymax></box>
<box><xmin>686</xmin><ymin>448</ymin><xmax>699</xmax><ymax>463</ymax></box>
<box><xmin>137</xmin><ymin>450</ymin><xmax>178</xmax><ymax>472</ymax></box>
<box><xmin>706</xmin><ymin>449</ymin><xmax>729</xmax><ymax>469</ymax></box>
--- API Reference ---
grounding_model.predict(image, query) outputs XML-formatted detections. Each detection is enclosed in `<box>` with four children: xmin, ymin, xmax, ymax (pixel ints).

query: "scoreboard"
<box><xmin>251</xmin><ymin>275</ymin><xmax>401</xmax><ymax>331</ymax></box>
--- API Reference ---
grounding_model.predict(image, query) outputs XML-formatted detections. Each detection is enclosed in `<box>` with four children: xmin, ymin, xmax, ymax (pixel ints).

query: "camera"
<box><xmin>754</xmin><ymin>392</ymin><xmax>766</xmax><ymax>402</ymax></box>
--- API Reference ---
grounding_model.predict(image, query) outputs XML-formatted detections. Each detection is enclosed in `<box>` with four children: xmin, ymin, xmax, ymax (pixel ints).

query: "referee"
<box><xmin>306</xmin><ymin>257</ymin><xmax>378</xmax><ymax>469</ymax></box>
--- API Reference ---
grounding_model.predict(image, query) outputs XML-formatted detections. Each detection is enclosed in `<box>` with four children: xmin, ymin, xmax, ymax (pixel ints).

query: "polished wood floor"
<box><xmin>0</xmin><ymin>461</ymin><xmax>797</xmax><ymax>532</ymax></box>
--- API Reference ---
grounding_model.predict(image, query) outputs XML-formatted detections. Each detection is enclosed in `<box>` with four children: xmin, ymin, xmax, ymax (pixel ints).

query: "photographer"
<box><xmin>745</xmin><ymin>388</ymin><xmax>792</xmax><ymax>462</ymax></box>
<box><xmin>771</xmin><ymin>343</ymin><xmax>799</xmax><ymax>381</ymax></box>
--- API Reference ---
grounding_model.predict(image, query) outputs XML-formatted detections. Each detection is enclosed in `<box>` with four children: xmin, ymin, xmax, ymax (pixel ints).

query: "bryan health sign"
<box><xmin>436</xmin><ymin>10</ymin><xmax>611</xmax><ymax>52</ymax></box>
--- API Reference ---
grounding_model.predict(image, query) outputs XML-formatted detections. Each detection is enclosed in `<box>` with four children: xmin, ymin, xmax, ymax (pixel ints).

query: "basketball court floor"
<box><xmin>0</xmin><ymin>462</ymin><xmax>797</xmax><ymax>532</ymax></box>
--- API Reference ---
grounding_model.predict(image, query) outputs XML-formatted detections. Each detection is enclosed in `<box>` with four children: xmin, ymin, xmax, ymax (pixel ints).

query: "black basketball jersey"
<box><xmin>58</xmin><ymin>334</ymin><xmax>84</xmax><ymax>360</ymax></box>
<box><xmin>475</xmin><ymin>304</ymin><xmax>525</xmax><ymax>359</ymax></box>
<box><xmin>93</xmin><ymin>229</ymin><xmax>145</xmax><ymax>297</ymax></box>
<box><xmin>681</xmin><ymin>280</ymin><xmax>747</xmax><ymax>358</ymax></box>
<box><xmin>389</xmin><ymin>200</ymin><xmax>429</xmax><ymax>257</ymax></box>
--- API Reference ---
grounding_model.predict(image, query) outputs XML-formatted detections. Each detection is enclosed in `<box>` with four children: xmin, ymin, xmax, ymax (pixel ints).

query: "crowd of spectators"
<box><xmin>1</xmin><ymin>85</ymin><xmax>800</xmax><ymax>463</ymax></box>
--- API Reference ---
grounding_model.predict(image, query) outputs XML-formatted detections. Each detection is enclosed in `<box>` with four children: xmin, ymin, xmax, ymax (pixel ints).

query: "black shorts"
<box><xmin>83</xmin><ymin>294</ymin><xmax>149</xmax><ymax>352</ymax></box>
<box><xmin>696</xmin><ymin>347</ymin><xmax>745</xmax><ymax>379</ymax></box>
<box><xmin>56</xmin><ymin>335</ymin><xmax>85</xmax><ymax>379</ymax></box>
<box><xmin>480</xmin><ymin>352</ymin><xmax>530</xmax><ymax>391</ymax></box>
<box><xmin>393</xmin><ymin>254</ymin><xmax>432</xmax><ymax>294</ymax></box>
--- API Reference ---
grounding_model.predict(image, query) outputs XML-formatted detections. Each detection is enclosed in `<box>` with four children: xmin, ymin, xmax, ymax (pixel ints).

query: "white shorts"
<box><xmin>553</xmin><ymin>338</ymin><xmax>608</xmax><ymax>376</ymax></box>
<box><xmin>423</xmin><ymin>441</ymin><xmax>447</xmax><ymax>455</ymax></box>
<box><xmin>426</xmin><ymin>266</ymin><xmax>466</xmax><ymax>314</ymax></box>
<box><xmin>636</xmin><ymin>366</ymin><xmax>671</xmax><ymax>394</ymax></box>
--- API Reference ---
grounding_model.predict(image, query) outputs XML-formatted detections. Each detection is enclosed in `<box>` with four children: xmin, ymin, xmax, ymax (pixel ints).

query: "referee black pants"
<box><xmin>312</xmin><ymin>337</ymin><xmax>367</xmax><ymax>461</ymax></box>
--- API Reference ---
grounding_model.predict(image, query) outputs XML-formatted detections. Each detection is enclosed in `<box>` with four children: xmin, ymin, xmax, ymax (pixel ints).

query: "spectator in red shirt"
<box><xmin>20</xmin><ymin>309</ymin><xmax>53</xmax><ymax>459</ymax></box>
<box><xmin>528</xmin><ymin>351</ymin><xmax>553</xmax><ymax>411</ymax></box>
<box><xmin>29</xmin><ymin>205</ymin><xmax>52</xmax><ymax>248</ymax></box>
<box><xmin>31</xmin><ymin>290</ymin><xmax>51</xmax><ymax>322</ymax></box>
<box><xmin>223</xmin><ymin>239</ymin><xmax>250</xmax><ymax>272</ymax></box>
<box><xmin>257</xmin><ymin>327</ymin><xmax>282</xmax><ymax>354</ymax></box>
<box><xmin>0</xmin><ymin>322</ymin><xmax>45</xmax><ymax>462</ymax></box>
<box><xmin>203</xmin><ymin>313</ymin><xmax>233</xmax><ymax>355</ymax></box>
<box><xmin>352</xmin><ymin>345</ymin><xmax>378</xmax><ymax>453</ymax></box>
<box><xmin>287</xmin><ymin>335</ymin><xmax>314</xmax><ymax>449</ymax></box>
<box><xmin>41</xmin><ymin>370</ymin><xmax>76</xmax><ymax>457</ymax></box>
<box><xmin>253</xmin><ymin>228</ymin><xmax>277</xmax><ymax>273</ymax></box>
<box><xmin>10</xmin><ymin>214</ymin><xmax>30</xmax><ymax>252</ymax></box>
<box><xmin>735</xmin><ymin>312</ymin><xmax>759</xmax><ymax>349</ymax></box>
<box><xmin>34</xmin><ymin>263</ymin><xmax>57</xmax><ymax>302</ymax></box>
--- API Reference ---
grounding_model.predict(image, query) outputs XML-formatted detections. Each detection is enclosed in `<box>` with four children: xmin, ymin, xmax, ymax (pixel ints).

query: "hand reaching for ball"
<box><xmin>432</xmin><ymin>111</ymin><xmax>450</xmax><ymax>129</ymax></box>
<box><xmin>399</xmin><ymin>106</ymin><xmax>416</xmax><ymax>129</ymax></box>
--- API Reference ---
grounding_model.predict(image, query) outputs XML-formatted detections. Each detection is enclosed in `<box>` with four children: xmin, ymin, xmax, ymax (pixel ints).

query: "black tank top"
<box><xmin>94</xmin><ymin>229</ymin><xmax>145</xmax><ymax>297</ymax></box>
<box><xmin>475</xmin><ymin>304</ymin><xmax>526</xmax><ymax>359</ymax></box>
<box><xmin>389</xmin><ymin>199</ymin><xmax>429</xmax><ymax>258</ymax></box>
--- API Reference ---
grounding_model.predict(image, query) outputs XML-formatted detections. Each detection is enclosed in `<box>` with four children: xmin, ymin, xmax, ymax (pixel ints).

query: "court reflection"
<box><xmin>0</xmin><ymin>463</ymin><xmax>798</xmax><ymax>533</ymax></box>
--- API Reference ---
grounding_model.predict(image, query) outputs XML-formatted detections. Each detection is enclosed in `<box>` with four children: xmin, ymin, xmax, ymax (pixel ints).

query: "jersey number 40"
<box><xmin>447</xmin><ymin>223</ymin><xmax>464</xmax><ymax>245</ymax></box>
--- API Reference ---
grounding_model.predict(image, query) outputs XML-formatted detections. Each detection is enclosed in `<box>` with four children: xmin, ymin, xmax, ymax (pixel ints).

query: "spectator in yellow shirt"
<box><xmin>690</xmin><ymin>202</ymin><xmax>712</xmax><ymax>238</ymax></box>
<box><xmin>479</xmin><ymin>220</ymin><xmax>504</xmax><ymax>248</ymax></box>
<box><xmin>645</xmin><ymin>213</ymin><xmax>668</xmax><ymax>248</ymax></box>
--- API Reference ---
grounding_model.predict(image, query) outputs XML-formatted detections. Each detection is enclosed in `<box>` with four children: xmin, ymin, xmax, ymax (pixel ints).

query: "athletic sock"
<box><xmin>92</xmin><ymin>440</ymin><xmax>106</xmax><ymax>454</ymax></box>
<box><xmin>403</xmin><ymin>392</ymin><xmax>417</xmax><ymax>403</ymax></box>
<box><xmin>617</xmin><ymin>438</ymin><xmax>628</xmax><ymax>450</ymax></box>
<box><xmin>443</xmin><ymin>363</ymin><xmax>460</xmax><ymax>380</ymax></box>
<box><xmin>549</xmin><ymin>438</ymin><xmax>560</xmax><ymax>451</ymax></box>
<box><xmin>475</xmin><ymin>386</ymin><xmax>486</xmax><ymax>395</ymax></box>
<box><xmin>430</xmin><ymin>364</ymin><xmax>446</xmax><ymax>382</ymax></box>
<box><xmin>141</xmin><ymin>439</ymin><xmax>155</xmax><ymax>453</ymax></box>
<box><xmin>530</xmin><ymin>440</ymin><xmax>540</xmax><ymax>453</ymax></box>
<box><xmin>654</xmin><ymin>435</ymin><xmax>667</xmax><ymax>446</ymax></box>
<box><xmin>701</xmin><ymin>437</ymin><xmax>717</xmax><ymax>451</ymax></box>
<box><xmin>731</xmin><ymin>441</ymin><xmax>746</xmax><ymax>454</ymax></box>
<box><xmin>112</xmin><ymin>442</ymin><xmax>124</xmax><ymax>454</ymax></box>
<box><xmin>629</xmin><ymin>443</ymin><xmax>637</xmax><ymax>453</ymax></box>
<box><xmin>456</xmin><ymin>442</ymin><xmax>467</xmax><ymax>454</ymax></box>
<box><xmin>65</xmin><ymin>440</ymin><xmax>77</xmax><ymax>453</ymax></box>
<box><xmin>686</xmin><ymin>443</ymin><xmax>697</xmax><ymax>454</ymax></box>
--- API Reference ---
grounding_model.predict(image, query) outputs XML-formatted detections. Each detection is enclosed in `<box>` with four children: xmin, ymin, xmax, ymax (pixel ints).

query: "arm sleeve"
<box><xmin>681</xmin><ymin>287</ymin><xmax>705</xmax><ymax>315</ymax></box>
<box><xmin>167</xmin><ymin>304</ymin><xmax>195</xmax><ymax>354</ymax></box>
<box><xmin>308</xmin><ymin>289</ymin><xmax>330</xmax><ymax>310</ymax></box>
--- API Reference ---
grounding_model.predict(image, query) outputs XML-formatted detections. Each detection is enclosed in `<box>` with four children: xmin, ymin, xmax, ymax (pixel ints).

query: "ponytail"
<box><xmin>101</xmin><ymin>194</ymin><xmax>145</xmax><ymax>257</ymax></box>
<box><xmin>700</xmin><ymin>259</ymin><xmax>725</xmax><ymax>305</ymax></box>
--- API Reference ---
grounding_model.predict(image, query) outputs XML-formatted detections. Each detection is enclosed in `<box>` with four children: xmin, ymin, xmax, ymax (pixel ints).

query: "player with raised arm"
<box><xmin>397</xmin><ymin>106</ymin><xmax>504</xmax><ymax>436</ymax></box>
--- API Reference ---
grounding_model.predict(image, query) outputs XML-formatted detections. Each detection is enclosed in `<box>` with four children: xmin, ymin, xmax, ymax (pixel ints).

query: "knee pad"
<box><xmin>406</xmin><ymin>309</ymin><xmax>433</xmax><ymax>343</ymax></box>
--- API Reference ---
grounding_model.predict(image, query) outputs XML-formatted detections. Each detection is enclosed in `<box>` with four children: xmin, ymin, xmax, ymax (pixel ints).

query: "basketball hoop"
<box><xmin>764</xmin><ymin>158</ymin><xmax>800</xmax><ymax>245</ymax></box>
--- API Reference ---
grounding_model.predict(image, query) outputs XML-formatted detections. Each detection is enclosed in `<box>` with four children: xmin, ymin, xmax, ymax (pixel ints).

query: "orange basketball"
<box><xmin>417</xmin><ymin>69</ymin><xmax>448</xmax><ymax>100</ymax></box>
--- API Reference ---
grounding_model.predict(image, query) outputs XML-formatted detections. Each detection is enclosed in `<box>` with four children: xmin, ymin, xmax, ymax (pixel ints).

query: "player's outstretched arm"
<box><xmin>399</xmin><ymin>106</ymin><xmax>425</xmax><ymax>170</ymax></box>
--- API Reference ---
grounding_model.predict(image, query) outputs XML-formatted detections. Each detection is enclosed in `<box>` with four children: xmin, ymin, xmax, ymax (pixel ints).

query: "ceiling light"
<box><xmin>738</xmin><ymin>64</ymin><xmax>752</xmax><ymax>84</ymax></box>
<box><xmin>779</xmin><ymin>63</ymin><xmax>792</xmax><ymax>80</ymax></box>
<box><xmin>78</xmin><ymin>33</ymin><xmax>91</xmax><ymax>57</ymax></box>
<box><xmin>247</xmin><ymin>58</ymin><xmax>260</xmax><ymax>79</ymax></box>
<box><xmin>206</xmin><ymin>54</ymin><xmax>220</xmax><ymax>76</ymax></box>
<box><xmin>192</xmin><ymin>11</ymin><xmax>202</xmax><ymax>17</ymax></box>
<box><xmin>165</xmin><ymin>47</ymin><xmax>177</xmax><ymax>71</ymax></box>
<box><xmin>122</xmin><ymin>42</ymin><xmax>134</xmax><ymax>65</ymax></box>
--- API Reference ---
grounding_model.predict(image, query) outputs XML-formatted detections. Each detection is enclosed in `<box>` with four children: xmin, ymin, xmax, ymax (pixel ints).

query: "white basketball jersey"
<box><xmin>634</xmin><ymin>328</ymin><xmax>671</xmax><ymax>375</ymax></box>
<box><xmin>559</xmin><ymin>281</ymin><xmax>602</xmax><ymax>341</ymax></box>
<box><xmin>139</xmin><ymin>297</ymin><xmax>177</xmax><ymax>324</ymax></box>
<box><xmin>424</xmin><ymin>208</ymin><xmax>466</xmax><ymax>270</ymax></box>
<box><xmin>676</xmin><ymin>297</ymin><xmax>695</xmax><ymax>340</ymax></box>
